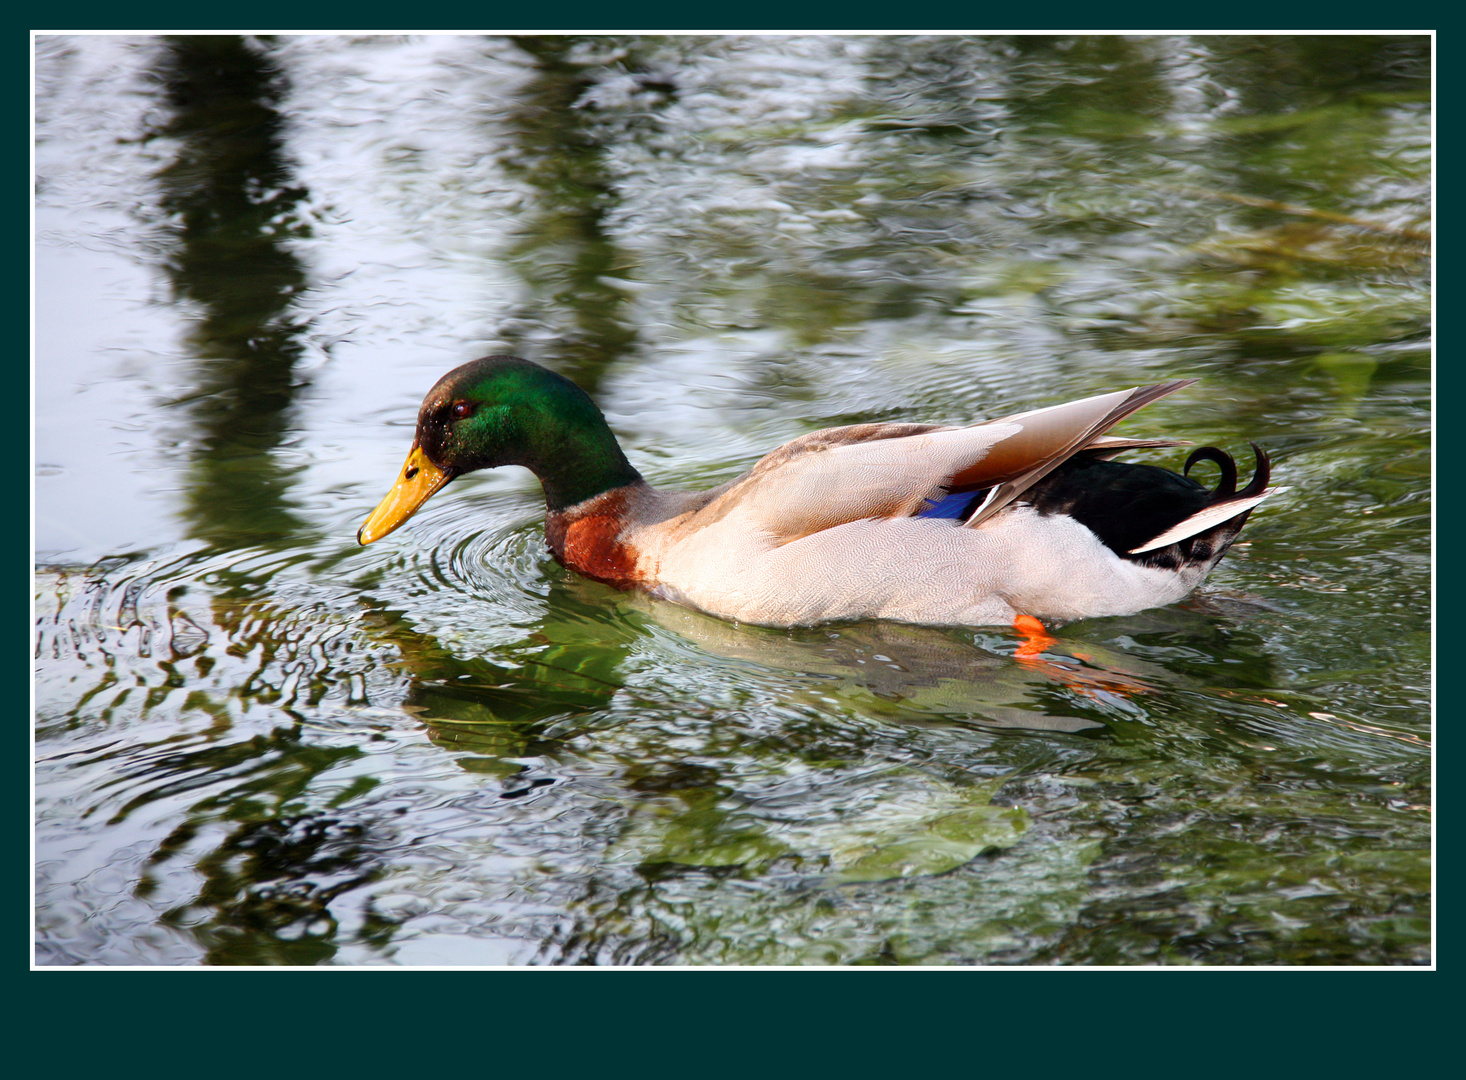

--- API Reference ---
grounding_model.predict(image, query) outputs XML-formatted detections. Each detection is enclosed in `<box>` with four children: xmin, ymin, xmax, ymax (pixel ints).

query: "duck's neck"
<box><xmin>528</xmin><ymin>409</ymin><xmax>644</xmax><ymax>514</ymax></box>
<box><xmin>526</xmin><ymin>412</ymin><xmax>647</xmax><ymax>586</ymax></box>
<box><xmin>497</xmin><ymin>368</ymin><xmax>646</xmax><ymax>583</ymax></box>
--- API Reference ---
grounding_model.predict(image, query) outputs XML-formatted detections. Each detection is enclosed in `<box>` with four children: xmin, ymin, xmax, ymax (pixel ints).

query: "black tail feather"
<box><xmin>1184</xmin><ymin>446</ymin><xmax>1238</xmax><ymax>497</ymax></box>
<box><xmin>1236</xmin><ymin>442</ymin><xmax>1271</xmax><ymax>500</ymax></box>
<box><xmin>1184</xmin><ymin>443</ymin><xmax>1270</xmax><ymax>507</ymax></box>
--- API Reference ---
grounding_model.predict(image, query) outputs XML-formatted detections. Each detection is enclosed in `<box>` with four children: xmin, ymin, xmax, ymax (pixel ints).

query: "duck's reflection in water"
<box><xmin>609</xmin><ymin>588</ymin><xmax>1198</xmax><ymax>734</ymax></box>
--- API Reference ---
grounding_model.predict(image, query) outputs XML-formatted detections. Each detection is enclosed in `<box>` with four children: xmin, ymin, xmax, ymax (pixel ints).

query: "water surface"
<box><xmin>35</xmin><ymin>34</ymin><xmax>1430</xmax><ymax>965</ymax></box>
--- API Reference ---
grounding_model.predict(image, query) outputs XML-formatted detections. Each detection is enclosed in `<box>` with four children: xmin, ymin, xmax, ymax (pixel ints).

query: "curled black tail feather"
<box><xmin>1236</xmin><ymin>442</ymin><xmax>1270</xmax><ymax>500</ymax></box>
<box><xmin>1184</xmin><ymin>446</ymin><xmax>1237</xmax><ymax>497</ymax></box>
<box><xmin>1183</xmin><ymin>443</ymin><xmax>1270</xmax><ymax>507</ymax></box>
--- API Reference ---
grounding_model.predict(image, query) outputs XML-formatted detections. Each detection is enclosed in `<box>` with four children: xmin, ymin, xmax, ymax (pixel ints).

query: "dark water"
<box><xmin>34</xmin><ymin>34</ymin><xmax>1430</xmax><ymax>965</ymax></box>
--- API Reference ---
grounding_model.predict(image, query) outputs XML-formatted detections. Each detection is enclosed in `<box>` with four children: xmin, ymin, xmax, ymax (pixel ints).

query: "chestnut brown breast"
<box><xmin>545</xmin><ymin>489</ymin><xmax>644</xmax><ymax>588</ymax></box>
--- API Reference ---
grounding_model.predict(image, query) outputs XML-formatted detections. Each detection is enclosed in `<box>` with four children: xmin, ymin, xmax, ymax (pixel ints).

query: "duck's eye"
<box><xmin>451</xmin><ymin>401</ymin><xmax>473</xmax><ymax>419</ymax></box>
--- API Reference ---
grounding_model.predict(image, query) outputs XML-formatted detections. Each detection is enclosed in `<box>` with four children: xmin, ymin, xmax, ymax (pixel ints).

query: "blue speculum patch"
<box><xmin>917</xmin><ymin>489</ymin><xmax>989</xmax><ymax>520</ymax></box>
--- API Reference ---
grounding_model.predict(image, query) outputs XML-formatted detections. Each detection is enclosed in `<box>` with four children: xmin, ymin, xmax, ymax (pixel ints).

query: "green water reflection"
<box><xmin>35</xmin><ymin>34</ymin><xmax>1429</xmax><ymax>966</ymax></box>
<box><xmin>153</xmin><ymin>36</ymin><xmax>314</xmax><ymax>551</ymax></box>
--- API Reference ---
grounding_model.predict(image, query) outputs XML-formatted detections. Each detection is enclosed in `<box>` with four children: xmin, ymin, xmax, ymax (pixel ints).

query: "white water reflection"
<box><xmin>36</xmin><ymin>38</ymin><xmax>186</xmax><ymax>559</ymax></box>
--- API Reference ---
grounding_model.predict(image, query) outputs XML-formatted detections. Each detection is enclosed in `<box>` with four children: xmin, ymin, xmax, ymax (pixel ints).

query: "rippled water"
<box><xmin>35</xmin><ymin>34</ymin><xmax>1430</xmax><ymax>965</ymax></box>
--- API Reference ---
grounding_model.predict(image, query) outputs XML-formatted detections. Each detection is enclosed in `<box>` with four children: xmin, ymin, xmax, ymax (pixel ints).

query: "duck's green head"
<box><xmin>358</xmin><ymin>356</ymin><xmax>641</xmax><ymax>544</ymax></box>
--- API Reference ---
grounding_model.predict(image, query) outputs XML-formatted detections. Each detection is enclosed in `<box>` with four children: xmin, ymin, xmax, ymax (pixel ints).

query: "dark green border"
<box><xmin>24</xmin><ymin>17</ymin><xmax>1440</xmax><ymax>1074</ymax></box>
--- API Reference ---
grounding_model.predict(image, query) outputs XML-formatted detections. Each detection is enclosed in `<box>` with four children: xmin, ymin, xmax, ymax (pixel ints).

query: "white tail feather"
<box><xmin>1128</xmin><ymin>488</ymin><xmax>1288</xmax><ymax>554</ymax></box>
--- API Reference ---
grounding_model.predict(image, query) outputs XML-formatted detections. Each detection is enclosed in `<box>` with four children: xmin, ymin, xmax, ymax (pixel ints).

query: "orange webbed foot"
<box><xmin>1012</xmin><ymin>614</ymin><xmax>1058</xmax><ymax>659</ymax></box>
<box><xmin>1010</xmin><ymin>614</ymin><xmax>1152</xmax><ymax>699</ymax></box>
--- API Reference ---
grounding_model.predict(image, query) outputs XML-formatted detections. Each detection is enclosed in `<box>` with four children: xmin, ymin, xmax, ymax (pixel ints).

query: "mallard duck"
<box><xmin>358</xmin><ymin>356</ymin><xmax>1279</xmax><ymax>631</ymax></box>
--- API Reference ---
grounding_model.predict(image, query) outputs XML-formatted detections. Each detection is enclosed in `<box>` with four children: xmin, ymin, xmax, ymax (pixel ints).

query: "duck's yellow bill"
<box><xmin>357</xmin><ymin>444</ymin><xmax>452</xmax><ymax>545</ymax></box>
